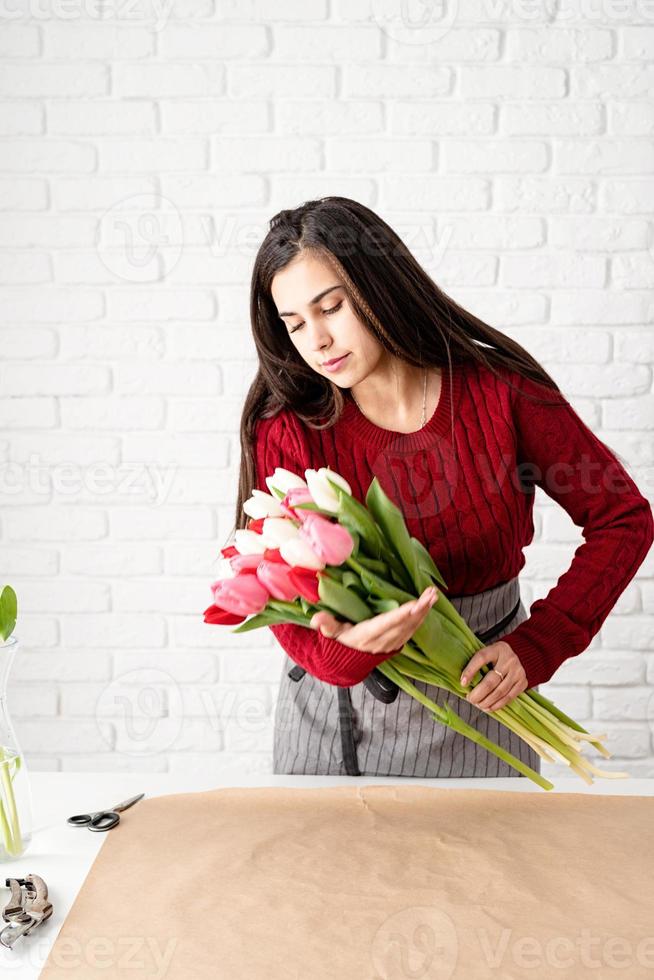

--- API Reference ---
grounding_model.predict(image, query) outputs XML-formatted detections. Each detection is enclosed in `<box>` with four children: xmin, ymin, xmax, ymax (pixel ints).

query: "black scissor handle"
<box><xmin>67</xmin><ymin>814</ymin><xmax>92</xmax><ymax>826</ymax></box>
<box><xmin>88</xmin><ymin>810</ymin><xmax>120</xmax><ymax>832</ymax></box>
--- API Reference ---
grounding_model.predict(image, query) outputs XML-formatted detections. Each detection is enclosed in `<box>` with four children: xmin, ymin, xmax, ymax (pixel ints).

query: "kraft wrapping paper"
<box><xmin>40</xmin><ymin>785</ymin><xmax>654</xmax><ymax>980</ymax></box>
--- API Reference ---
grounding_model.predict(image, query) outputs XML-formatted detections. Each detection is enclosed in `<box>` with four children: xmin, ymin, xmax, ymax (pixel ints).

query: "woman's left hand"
<box><xmin>459</xmin><ymin>640</ymin><xmax>528</xmax><ymax>712</ymax></box>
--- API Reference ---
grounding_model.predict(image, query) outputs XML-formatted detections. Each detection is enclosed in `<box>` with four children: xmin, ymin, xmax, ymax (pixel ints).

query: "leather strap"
<box><xmin>337</xmin><ymin>688</ymin><xmax>361</xmax><ymax>776</ymax></box>
<box><xmin>475</xmin><ymin>596</ymin><xmax>521</xmax><ymax>645</ymax></box>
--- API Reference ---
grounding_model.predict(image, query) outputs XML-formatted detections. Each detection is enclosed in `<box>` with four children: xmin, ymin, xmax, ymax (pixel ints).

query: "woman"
<box><xmin>229</xmin><ymin>196</ymin><xmax>653</xmax><ymax>779</ymax></box>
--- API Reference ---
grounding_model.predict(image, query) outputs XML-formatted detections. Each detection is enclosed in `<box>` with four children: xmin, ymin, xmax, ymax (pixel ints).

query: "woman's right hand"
<box><xmin>309</xmin><ymin>585</ymin><xmax>439</xmax><ymax>655</ymax></box>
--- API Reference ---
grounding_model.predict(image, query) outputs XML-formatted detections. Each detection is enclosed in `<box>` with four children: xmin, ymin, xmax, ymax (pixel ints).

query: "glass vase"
<box><xmin>0</xmin><ymin>636</ymin><xmax>33</xmax><ymax>859</ymax></box>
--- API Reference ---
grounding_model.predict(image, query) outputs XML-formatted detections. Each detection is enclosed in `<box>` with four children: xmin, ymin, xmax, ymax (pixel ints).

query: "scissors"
<box><xmin>67</xmin><ymin>792</ymin><xmax>145</xmax><ymax>832</ymax></box>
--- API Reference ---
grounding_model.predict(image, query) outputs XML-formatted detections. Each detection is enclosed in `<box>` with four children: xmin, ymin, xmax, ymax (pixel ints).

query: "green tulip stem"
<box><xmin>377</xmin><ymin>660</ymin><xmax>554</xmax><ymax>791</ymax></box>
<box><xmin>0</xmin><ymin>746</ymin><xmax>22</xmax><ymax>856</ymax></box>
<box><xmin>377</xmin><ymin>642</ymin><xmax>610</xmax><ymax>784</ymax></box>
<box><xmin>0</xmin><ymin>797</ymin><xmax>14</xmax><ymax>855</ymax></box>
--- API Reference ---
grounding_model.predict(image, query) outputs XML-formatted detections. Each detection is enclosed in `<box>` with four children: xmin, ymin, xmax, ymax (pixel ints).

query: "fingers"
<box><xmin>468</xmin><ymin>671</ymin><xmax>512</xmax><ymax>710</ymax></box>
<box><xmin>467</xmin><ymin>663</ymin><xmax>525</xmax><ymax>711</ymax></box>
<box><xmin>358</xmin><ymin>585</ymin><xmax>438</xmax><ymax>639</ymax></box>
<box><xmin>373</xmin><ymin>586</ymin><xmax>438</xmax><ymax>650</ymax></box>
<box><xmin>484</xmin><ymin>680</ymin><xmax>525</xmax><ymax>713</ymax></box>
<box><xmin>462</xmin><ymin>641</ymin><xmax>528</xmax><ymax>710</ymax></box>
<box><xmin>310</xmin><ymin>585</ymin><xmax>439</xmax><ymax>652</ymax></box>
<box><xmin>310</xmin><ymin>611</ymin><xmax>340</xmax><ymax>638</ymax></box>
<box><xmin>406</xmin><ymin>586</ymin><xmax>438</xmax><ymax>616</ymax></box>
<box><xmin>460</xmin><ymin>642</ymin><xmax>509</xmax><ymax>688</ymax></box>
<box><xmin>460</xmin><ymin>648</ymin><xmax>492</xmax><ymax>687</ymax></box>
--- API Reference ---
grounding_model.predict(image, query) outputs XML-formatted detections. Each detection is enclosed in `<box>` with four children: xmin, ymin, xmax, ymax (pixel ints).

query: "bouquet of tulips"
<box><xmin>204</xmin><ymin>466</ymin><xmax>629</xmax><ymax>791</ymax></box>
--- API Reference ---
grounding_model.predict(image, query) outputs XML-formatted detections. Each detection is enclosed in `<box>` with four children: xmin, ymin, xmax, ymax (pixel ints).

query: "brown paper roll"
<box><xmin>40</xmin><ymin>785</ymin><xmax>654</xmax><ymax>979</ymax></box>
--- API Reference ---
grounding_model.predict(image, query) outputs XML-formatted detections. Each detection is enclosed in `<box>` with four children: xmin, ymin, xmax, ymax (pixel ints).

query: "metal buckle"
<box><xmin>1</xmin><ymin>875</ymin><xmax>53</xmax><ymax>949</ymax></box>
<box><xmin>363</xmin><ymin>668</ymin><xmax>400</xmax><ymax>704</ymax></box>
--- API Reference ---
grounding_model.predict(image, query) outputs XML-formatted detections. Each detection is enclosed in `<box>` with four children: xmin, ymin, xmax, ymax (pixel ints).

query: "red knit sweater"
<box><xmin>252</xmin><ymin>359</ymin><xmax>654</xmax><ymax>690</ymax></box>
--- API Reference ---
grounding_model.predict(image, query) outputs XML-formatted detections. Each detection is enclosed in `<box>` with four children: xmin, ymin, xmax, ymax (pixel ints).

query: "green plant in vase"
<box><xmin>0</xmin><ymin>585</ymin><xmax>24</xmax><ymax>857</ymax></box>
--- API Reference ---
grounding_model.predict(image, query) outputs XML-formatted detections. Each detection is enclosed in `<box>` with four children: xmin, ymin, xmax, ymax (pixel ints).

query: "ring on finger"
<box><xmin>477</xmin><ymin>678</ymin><xmax>509</xmax><ymax>710</ymax></box>
<box><xmin>484</xmin><ymin>681</ymin><xmax>519</xmax><ymax>712</ymax></box>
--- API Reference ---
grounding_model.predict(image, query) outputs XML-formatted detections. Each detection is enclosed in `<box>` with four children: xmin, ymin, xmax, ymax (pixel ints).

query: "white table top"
<box><xmin>1</xmin><ymin>772</ymin><xmax>652</xmax><ymax>978</ymax></box>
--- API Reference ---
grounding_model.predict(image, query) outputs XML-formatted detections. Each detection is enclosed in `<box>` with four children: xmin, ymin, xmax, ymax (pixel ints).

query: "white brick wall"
<box><xmin>1</xmin><ymin>6</ymin><xmax>653</xmax><ymax>782</ymax></box>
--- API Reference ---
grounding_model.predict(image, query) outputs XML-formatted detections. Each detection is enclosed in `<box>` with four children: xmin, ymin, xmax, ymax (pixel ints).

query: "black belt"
<box><xmin>286</xmin><ymin>594</ymin><xmax>521</xmax><ymax>777</ymax></box>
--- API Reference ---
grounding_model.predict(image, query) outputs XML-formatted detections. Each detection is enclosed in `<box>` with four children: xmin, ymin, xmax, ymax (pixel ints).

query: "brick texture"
<box><xmin>1</xmin><ymin>12</ymin><xmax>652</xmax><ymax>779</ymax></box>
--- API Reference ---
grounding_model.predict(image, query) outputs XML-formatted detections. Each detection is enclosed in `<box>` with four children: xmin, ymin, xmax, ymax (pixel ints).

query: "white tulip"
<box><xmin>265</xmin><ymin>467</ymin><xmax>307</xmax><ymax>499</ymax></box>
<box><xmin>243</xmin><ymin>489</ymin><xmax>284</xmax><ymax>519</ymax></box>
<box><xmin>279</xmin><ymin>537</ymin><xmax>325</xmax><ymax>570</ymax></box>
<box><xmin>233</xmin><ymin>529</ymin><xmax>267</xmax><ymax>555</ymax></box>
<box><xmin>213</xmin><ymin>557</ymin><xmax>237</xmax><ymax>580</ymax></box>
<box><xmin>304</xmin><ymin>467</ymin><xmax>352</xmax><ymax>513</ymax></box>
<box><xmin>261</xmin><ymin>517</ymin><xmax>301</xmax><ymax>548</ymax></box>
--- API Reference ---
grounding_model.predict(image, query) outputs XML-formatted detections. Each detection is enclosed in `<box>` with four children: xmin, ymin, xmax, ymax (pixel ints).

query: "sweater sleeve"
<box><xmin>252</xmin><ymin>411</ymin><xmax>401</xmax><ymax>688</ymax></box>
<box><xmin>499</xmin><ymin>372</ymin><xmax>654</xmax><ymax>689</ymax></box>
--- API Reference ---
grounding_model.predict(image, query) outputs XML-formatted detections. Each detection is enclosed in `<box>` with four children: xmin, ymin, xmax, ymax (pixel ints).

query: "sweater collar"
<box><xmin>338</xmin><ymin>362</ymin><xmax>462</xmax><ymax>451</ymax></box>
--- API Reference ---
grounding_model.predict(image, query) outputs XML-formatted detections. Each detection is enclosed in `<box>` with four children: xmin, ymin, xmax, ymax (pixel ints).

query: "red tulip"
<box><xmin>203</xmin><ymin>604</ymin><xmax>246</xmax><ymax>626</ymax></box>
<box><xmin>287</xmin><ymin>566</ymin><xmax>321</xmax><ymax>604</ymax></box>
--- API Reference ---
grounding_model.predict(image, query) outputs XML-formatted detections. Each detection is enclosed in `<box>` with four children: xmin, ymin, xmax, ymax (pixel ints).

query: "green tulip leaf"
<box><xmin>356</xmin><ymin>555</ymin><xmax>390</xmax><ymax>576</ymax></box>
<box><xmin>369</xmin><ymin>598</ymin><xmax>400</xmax><ymax>614</ymax></box>
<box><xmin>411</xmin><ymin>536</ymin><xmax>449</xmax><ymax>589</ymax></box>
<box><xmin>0</xmin><ymin>586</ymin><xmax>17</xmax><ymax>643</ymax></box>
<box><xmin>365</xmin><ymin>478</ymin><xmax>430</xmax><ymax>593</ymax></box>
<box><xmin>231</xmin><ymin>608</ymin><xmax>309</xmax><ymax>633</ymax></box>
<box><xmin>317</xmin><ymin>575</ymin><xmax>372</xmax><ymax>624</ymax></box>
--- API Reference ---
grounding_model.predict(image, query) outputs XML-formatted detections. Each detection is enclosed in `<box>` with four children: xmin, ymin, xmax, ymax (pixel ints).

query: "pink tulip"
<box><xmin>228</xmin><ymin>552</ymin><xmax>266</xmax><ymax>574</ymax></box>
<box><xmin>280</xmin><ymin>486</ymin><xmax>315</xmax><ymax>522</ymax></box>
<box><xmin>210</xmin><ymin>553</ymin><xmax>265</xmax><ymax>602</ymax></box>
<box><xmin>212</xmin><ymin>574</ymin><xmax>270</xmax><ymax>617</ymax></box>
<box><xmin>256</xmin><ymin>559</ymin><xmax>299</xmax><ymax>601</ymax></box>
<box><xmin>261</xmin><ymin>544</ymin><xmax>322</xmax><ymax>602</ymax></box>
<box><xmin>299</xmin><ymin>512</ymin><xmax>354</xmax><ymax>566</ymax></box>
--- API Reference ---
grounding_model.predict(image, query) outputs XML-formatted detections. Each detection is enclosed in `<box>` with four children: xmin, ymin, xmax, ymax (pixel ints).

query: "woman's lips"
<box><xmin>323</xmin><ymin>353</ymin><xmax>350</xmax><ymax>373</ymax></box>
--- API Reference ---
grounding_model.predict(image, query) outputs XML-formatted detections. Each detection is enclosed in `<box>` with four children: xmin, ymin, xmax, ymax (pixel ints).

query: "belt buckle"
<box><xmin>363</xmin><ymin>668</ymin><xmax>400</xmax><ymax>704</ymax></box>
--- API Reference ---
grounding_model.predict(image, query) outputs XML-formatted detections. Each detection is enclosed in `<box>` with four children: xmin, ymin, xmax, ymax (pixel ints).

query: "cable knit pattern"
<box><xmin>252</xmin><ymin>360</ymin><xmax>654</xmax><ymax>689</ymax></box>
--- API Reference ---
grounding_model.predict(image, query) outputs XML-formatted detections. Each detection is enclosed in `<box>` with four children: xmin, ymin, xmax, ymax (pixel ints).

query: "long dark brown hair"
<box><xmin>227</xmin><ymin>195</ymin><xmax>625</xmax><ymax>546</ymax></box>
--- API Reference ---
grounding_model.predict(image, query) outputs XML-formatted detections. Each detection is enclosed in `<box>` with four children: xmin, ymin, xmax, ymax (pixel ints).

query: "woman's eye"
<box><xmin>289</xmin><ymin>300</ymin><xmax>343</xmax><ymax>334</ymax></box>
<box><xmin>323</xmin><ymin>300</ymin><xmax>343</xmax><ymax>316</ymax></box>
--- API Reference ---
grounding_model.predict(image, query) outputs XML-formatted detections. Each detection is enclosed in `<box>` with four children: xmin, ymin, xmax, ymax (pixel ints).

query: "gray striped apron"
<box><xmin>272</xmin><ymin>576</ymin><xmax>541</xmax><ymax>778</ymax></box>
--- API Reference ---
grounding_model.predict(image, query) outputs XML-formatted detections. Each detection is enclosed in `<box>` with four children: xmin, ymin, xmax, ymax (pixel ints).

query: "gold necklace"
<box><xmin>351</xmin><ymin>368</ymin><xmax>428</xmax><ymax>428</ymax></box>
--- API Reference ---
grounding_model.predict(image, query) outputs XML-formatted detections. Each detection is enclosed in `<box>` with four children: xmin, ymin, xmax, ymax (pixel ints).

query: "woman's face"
<box><xmin>270</xmin><ymin>251</ymin><xmax>386</xmax><ymax>387</ymax></box>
